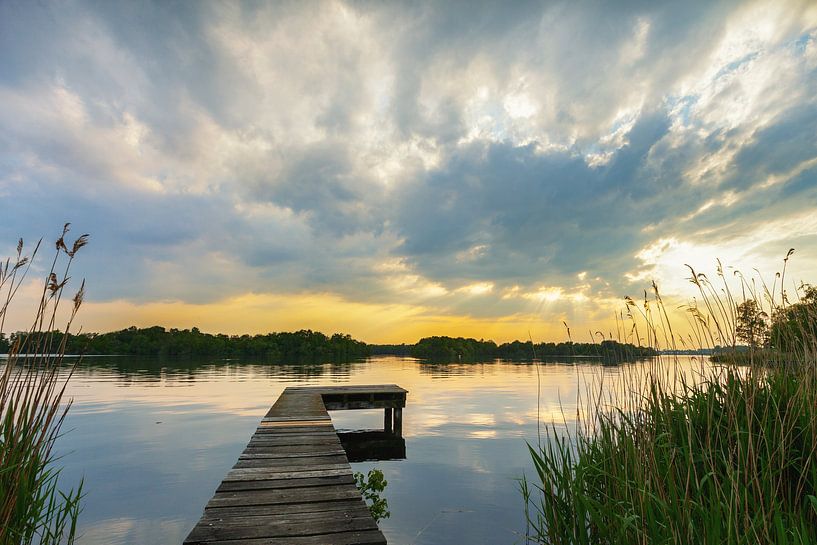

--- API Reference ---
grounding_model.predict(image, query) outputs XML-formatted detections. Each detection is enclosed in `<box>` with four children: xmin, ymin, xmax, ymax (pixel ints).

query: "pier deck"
<box><xmin>183</xmin><ymin>385</ymin><xmax>407</xmax><ymax>545</ymax></box>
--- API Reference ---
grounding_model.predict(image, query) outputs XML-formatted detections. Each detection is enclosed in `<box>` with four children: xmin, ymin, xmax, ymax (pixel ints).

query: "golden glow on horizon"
<box><xmin>4</xmin><ymin>230</ymin><xmax>814</xmax><ymax>347</ymax></box>
<box><xmin>4</xmin><ymin>272</ymin><xmax>798</xmax><ymax>347</ymax></box>
<box><xmin>70</xmin><ymin>292</ymin><xmax>590</xmax><ymax>344</ymax></box>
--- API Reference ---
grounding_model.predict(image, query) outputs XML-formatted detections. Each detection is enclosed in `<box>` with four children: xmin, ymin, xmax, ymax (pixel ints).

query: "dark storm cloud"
<box><xmin>391</xmin><ymin>111</ymin><xmax>681</xmax><ymax>285</ymax></box>
<box><xmin>729</xmin><ymin>103</ymin><xmax>817</xmax><ymax>189</ymax></box>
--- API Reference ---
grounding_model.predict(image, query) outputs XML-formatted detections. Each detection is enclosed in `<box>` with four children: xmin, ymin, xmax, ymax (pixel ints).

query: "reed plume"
<box><xmin>1</xmin><ymin>224</ymin><xmax>88</xmax><ymax>545</ymax></box>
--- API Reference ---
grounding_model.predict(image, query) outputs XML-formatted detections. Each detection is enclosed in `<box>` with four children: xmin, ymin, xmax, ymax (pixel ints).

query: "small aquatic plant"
<box><xmin>354</xmin><ymin>468</ymin><xmax>390</xmax><ymax>522</ymax></box>
<box><xmin>1</xmin><ymin>225</ymin><xmax>87</xmax><ymax>545</ymax></box>
<box><xmin>523</xmin><ymin>253</ymin><xmax>817</xmax><ymax>545</ymax></box>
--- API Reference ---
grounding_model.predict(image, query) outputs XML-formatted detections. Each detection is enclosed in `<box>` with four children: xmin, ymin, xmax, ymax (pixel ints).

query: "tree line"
<box><xmin>371</xmin><ymin>337</ymin><xmax>657</xmax><ymax>362</ymax></box>
<box><xmin>2</xmin><ymin>326</ymin><xmax>370</xmax><ymax>363</ymax></box>
<box><xmin>7</xmin><ymin>286</ymin><xmax>807</xmax><ymax>362</ymax></box>
<box><xmin>1</xmin><ymin>326</ymin><xmax>657</xmax><ymax>363</ymax></box>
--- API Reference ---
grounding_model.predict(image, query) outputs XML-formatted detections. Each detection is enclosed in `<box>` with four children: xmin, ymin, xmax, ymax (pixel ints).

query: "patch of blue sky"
<box><xmin>713</xmin><ymin>51</ymin><xmax>761</xmax><ymax>81</ymax></box>
<box><xmin>791</xmin><ymin>30</ymin><xmax>815</xmax><ymax>54</ymax></box>
<box><xmin>664</xmin><ymin>95</ymin><xmax>699</xmax><ymax>127</ymax></box>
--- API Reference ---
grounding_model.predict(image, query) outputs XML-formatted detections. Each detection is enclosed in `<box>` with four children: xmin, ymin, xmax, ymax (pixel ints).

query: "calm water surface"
<box><xmin>52</xmin><ymin>355</ymin><xmax>704</xmax><ymax>545</ymax></box>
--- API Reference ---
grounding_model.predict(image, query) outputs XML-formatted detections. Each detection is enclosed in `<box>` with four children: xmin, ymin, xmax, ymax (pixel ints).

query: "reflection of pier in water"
<box><xmin>338</xmin><ymin>431</ymin><xmax>406</xmax><ymax>462</ymax></box>
<box><xmin>184</xmin><ymin>384</ymin><xmax>407</xmax><ymax>545</ymax></box>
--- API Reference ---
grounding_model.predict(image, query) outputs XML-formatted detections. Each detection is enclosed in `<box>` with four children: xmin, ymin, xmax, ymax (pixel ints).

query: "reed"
<box><xmin>1</xmin><ymin>225</ymin><xmax>88</xmax><ymax>545</ymax></box>
<box><xmin>523</xmin><ymin>254</ymin><xmax>817</xmax><ymax>545</ymax></box>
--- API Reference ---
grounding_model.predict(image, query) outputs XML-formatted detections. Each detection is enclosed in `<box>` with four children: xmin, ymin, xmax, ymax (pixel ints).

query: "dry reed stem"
<box><xmin>1</xmin><ymin>224</ymin><xmax>88</xmax><ymax>545</ymax></box>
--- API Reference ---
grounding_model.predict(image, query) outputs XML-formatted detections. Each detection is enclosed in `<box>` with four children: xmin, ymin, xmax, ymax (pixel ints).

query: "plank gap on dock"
<box><xmin>184</xmin><ymin>384</ymin><xmax>407</xmax><ymax>545</ymax></box>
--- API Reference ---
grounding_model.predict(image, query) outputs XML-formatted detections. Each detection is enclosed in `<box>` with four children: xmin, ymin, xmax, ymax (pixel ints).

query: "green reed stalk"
<box><xmin>523</xmin><ymin>256</ymin><xmax>817</xmax><ymax>545</ymax></box>
<box><xmin>1</xmin><ymin>225</ymin><xmax>88</xmax><ymax>545</ymax></box>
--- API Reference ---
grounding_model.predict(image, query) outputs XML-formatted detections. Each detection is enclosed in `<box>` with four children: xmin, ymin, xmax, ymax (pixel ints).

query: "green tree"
<box><xmin>769</xmin><ymin>284</ymin><xmax>817</xmax><ymax>352</ymax></box>
<box><xmin>735</xmin><ymin>300</ymin><xmax>769</xmax><ymax>348</ymax></box>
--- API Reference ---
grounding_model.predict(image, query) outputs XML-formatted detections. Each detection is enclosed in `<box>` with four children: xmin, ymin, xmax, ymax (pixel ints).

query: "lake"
<box><xmin>51</xmin><ymin>355</ymin><xmax>703</xmax><ymax>545</ymax></box>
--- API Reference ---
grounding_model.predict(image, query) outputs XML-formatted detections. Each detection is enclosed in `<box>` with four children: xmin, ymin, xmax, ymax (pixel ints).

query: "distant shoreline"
<box><xmin>3</xmin><ymin>326</ymin><xmax>657</xmax><ymax>363</ymax></box>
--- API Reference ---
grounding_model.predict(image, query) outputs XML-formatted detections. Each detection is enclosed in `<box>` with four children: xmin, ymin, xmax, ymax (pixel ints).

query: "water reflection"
<box><xmin>50</xmin><ymin>355</ymin><xmax>707</xmax><ymax>545</ymax></box>
<box><xmin>73</xmin><ymin>356</ymin><xmax>357</xmax><ymax>382</ymax></box>
<box><xmin>339</xmin><ymin>431</ymin><xmax>407</xmax><ymax>462</ymax></box>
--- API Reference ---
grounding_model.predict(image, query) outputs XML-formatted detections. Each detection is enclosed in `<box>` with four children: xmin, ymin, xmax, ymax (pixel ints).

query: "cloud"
<box><xmin>1</xmin><ymin>0</ymin><xmax>816</xmax><ymax>340</ymax></box>
<box><xmin>392</xmin><ymin>112</ymin><xmax>675</xmax><ymax>283</ymax></box>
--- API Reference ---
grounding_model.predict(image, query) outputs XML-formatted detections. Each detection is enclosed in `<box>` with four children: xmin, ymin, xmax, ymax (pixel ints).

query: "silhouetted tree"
<box><xmin>735</xmin><ymin>300</ymin><xmax>769</xmax><ymax>348</ymax></box>
<box><xmin>769</xmin><ymin>284</ymin><xmax>817</xmax><ymax>352</ymax></box>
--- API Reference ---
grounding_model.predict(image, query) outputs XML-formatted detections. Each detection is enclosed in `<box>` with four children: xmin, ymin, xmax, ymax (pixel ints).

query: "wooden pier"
<box><xmin>184</xmin><ymin>385</ymin><xmax>407</xmax><ymax>545</ymax></box>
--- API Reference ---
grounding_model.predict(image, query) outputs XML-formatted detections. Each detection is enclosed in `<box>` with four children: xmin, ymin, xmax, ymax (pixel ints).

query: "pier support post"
<box><xmin>393</xmin><ymin>407</ymin><xmax>402</xmax><ymax>437</ymax></box>
<box><xmin>384</xmin><ymin>407</ymin><xmax>393</xmax><ymax>433</ymax></box>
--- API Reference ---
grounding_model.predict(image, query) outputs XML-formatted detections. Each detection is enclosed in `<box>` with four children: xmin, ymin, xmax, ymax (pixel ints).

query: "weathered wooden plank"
<box><xmin>248</xmin><ymin>432</ymin><xmax>340</xmax><ymax>441</ymax></box>
<box><xmin>253</xmin><ymin>426</ymin><xmax>338</xmax><ymax>434</ymax></box>
<box><xmin>207</xmin><ymin>485</ymin><xmax>362</xmax><ymax>508</ymax></box>
<box><xmin>187</xmin><ymin>510</ymin><xmax>377</xmax><ymax>542</ymax></box>
<box><xmin>261</xmin><ymin>415</ymin><xmax>331</xmax><ymax>422</ymax></box>
<box><xmin>224</xmin><ymin>466</ymin><xmax>353</xmax><ymax>482</ymax></box>
<box><xmin>251</xmin><ymin>429</ymin><xmax>339</xmax><ymax>437</ymax></box>
<box><xmin>216</xmin><ymin>475</ymin><xmax>355</xmax><ymax>493</ymax></box>
<box><xmin>234</xmin><ymin>455</ymin><xmax>349</xmax><ymax>468</ymax></box>
<box><xmin>246</xmin><ymin>437</ymin><xmax>342</xmax><ymax>447</ymax></box>
<box><xmin>194</xmin><ymin>530</ymin><xmax>387</xmax><ymax>545</ymax></box>
<box><xmin>241</xmin><ymin>449</ymin><xmax>343</xmax><ymax>458</ymax></box>
<box><xmin>203</xmin><ymin>498</ymin><xmax>369</xmax><ymax>518</ymax></box>
<box><xmin>248</xmin><ymin>439</ymin><xmax>340</xmax><ymax>447</ymax></box>
<box><xmin>242</xmin><ymin>443</ymin><xmax>344</xmax><ymax>453</ymax></box>
<box><xmin>258</xmin><ymin>420</ymin><xmax>334</xmax><ymax>427</ymax></box>
<box><xmin>286</xmin><ymin>384</ymin><xmax>406</xmax><ymax>393</ymax></box>
<box><xmin>198</xmin><ymin>505</ymin><xmax>373</xmax><ymax>526</ymax></box>
<box><xmin>250</xmin><ymin>435</ymin><xmax>340</xmax><ymax>442</ymax></box>
<box><xmin>239</xmin><ymin>450</ymin><xmax>346</xmax><ymax>459</ymax></box>
<box><xmin>247</xmin><ymin>438</ymin><xmax>341</xmax><ymax>448</ymax></box>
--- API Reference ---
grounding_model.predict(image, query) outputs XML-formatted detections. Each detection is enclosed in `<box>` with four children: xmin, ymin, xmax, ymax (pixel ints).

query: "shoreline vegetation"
<box><xmin>378</xmin><ymin>336</ymin><xmax>656</xmax><ymax>362</ymax></box>
<box><xmin>523</xmin><ymin>256</ymin><xmax>817</xmax><ymax>545</ymax></box>
<box><xmin>1</xmin><ymin>326</ymin><xmax>656</xmax><ymax>363</ymax></box>
<box><xmin>1</xmin><ymin>226</ymin><xmax>86</xmax><ymax>544</ymax></box>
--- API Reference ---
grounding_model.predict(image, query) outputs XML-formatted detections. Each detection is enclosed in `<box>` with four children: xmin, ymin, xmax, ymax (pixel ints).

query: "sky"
<box><xmin>1</xmin><ymin>0</ymin><xmax>816</xmax><ymax>344</ymax></box>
